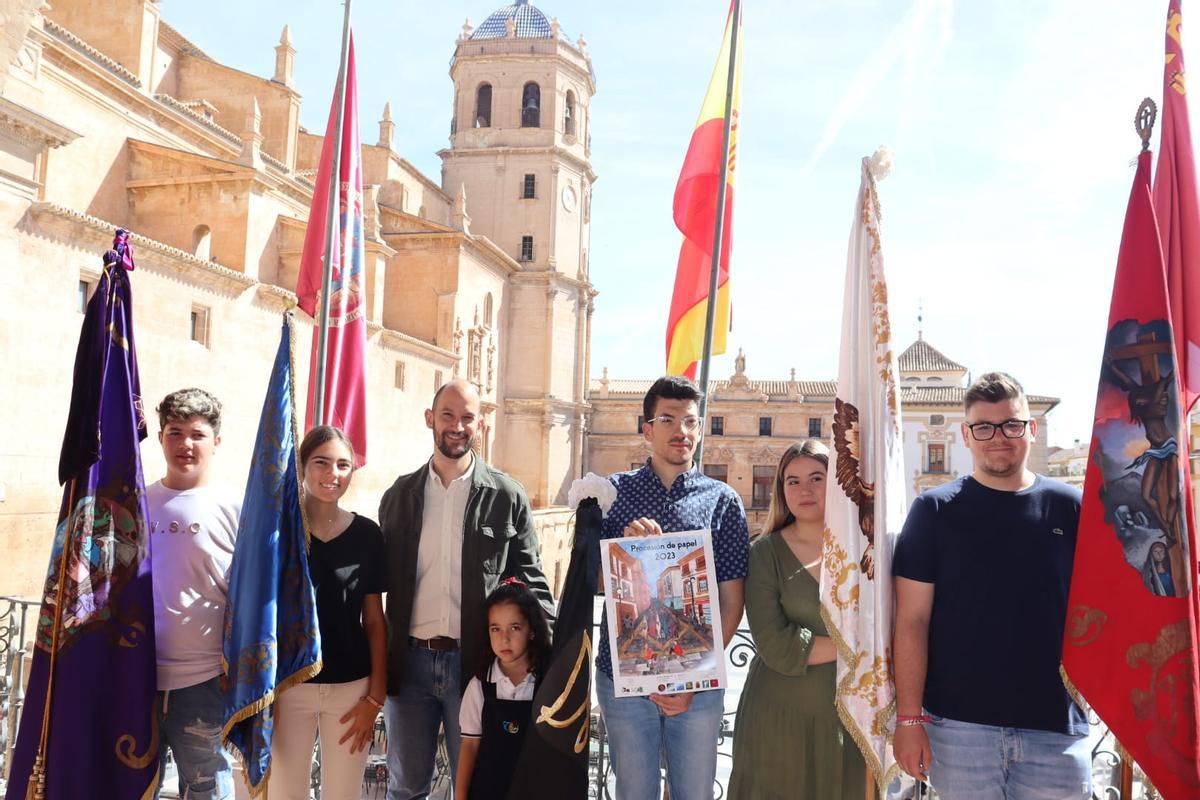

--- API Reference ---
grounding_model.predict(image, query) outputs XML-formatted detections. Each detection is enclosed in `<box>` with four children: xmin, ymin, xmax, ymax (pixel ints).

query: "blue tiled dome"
<box><xmin>471</xmin><ymin>1</ymin><xmax>554</xmax><ymax>40</ymax></box>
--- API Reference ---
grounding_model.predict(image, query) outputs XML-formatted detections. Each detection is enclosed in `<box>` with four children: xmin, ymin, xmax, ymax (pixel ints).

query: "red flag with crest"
<box><xmin>295</xmin><ymin>35</ymin><xmax>368</xmax><ymax>466</ymax></box>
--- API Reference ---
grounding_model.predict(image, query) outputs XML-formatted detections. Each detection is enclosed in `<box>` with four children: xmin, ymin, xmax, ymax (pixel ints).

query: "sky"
<box><xmin>163</xmin><ymin>0</ymin><xmax>1192</xmax><ymax>448</ymax></box>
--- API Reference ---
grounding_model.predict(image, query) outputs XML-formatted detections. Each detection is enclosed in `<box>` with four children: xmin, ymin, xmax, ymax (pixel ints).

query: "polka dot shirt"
<box><xmin>595</xmin><ymin>460</ymin><xmax>750</xmax><ymax>677</ymax></box>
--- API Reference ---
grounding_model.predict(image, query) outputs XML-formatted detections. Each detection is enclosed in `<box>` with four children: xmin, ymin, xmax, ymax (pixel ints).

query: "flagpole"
<box><xmin>314</xmin><ymin>0</ymin><xmax>354</xmax><ymax>427</ymax></box>
<box><xmin>695</xmin><ymin>0</ymin><xmax>741</xmax><ymax>468</ymax></box>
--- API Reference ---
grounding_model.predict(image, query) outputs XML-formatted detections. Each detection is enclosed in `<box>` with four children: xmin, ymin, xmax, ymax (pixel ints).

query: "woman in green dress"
<box><xmin>729</xmin><ymin>439</ymin><xmax>866</xmax><ymax>799</ymax></box>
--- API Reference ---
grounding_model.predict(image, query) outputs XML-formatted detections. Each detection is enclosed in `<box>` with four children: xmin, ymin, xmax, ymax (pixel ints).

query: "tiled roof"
<box><xmin>591</xmin><ymin>379</ymin><xmax>1059</xmax><ymax>408</ymax></box>
<box><xmin>471</xmin><ymin>2</ymin><xmax>554</xmax><ymax>39</ymax></box>
<box><xmin>900</xmin><ymin>386</ymin><xmax>1059</xmax><ymax>408</ymax></box>
<box><xmin>592</xmin><ymin>378</ymin><xmax>836</xmax><ymax>398</ymax></box>
<box><xmin>898</xmin><ymin>338</ymin><xmax>966</xmax><ymax>372</ymax></box>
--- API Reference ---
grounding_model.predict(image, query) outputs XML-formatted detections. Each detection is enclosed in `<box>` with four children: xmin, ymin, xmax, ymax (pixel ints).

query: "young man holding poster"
<box><xmin>596</xmin><ymin>375</ymin><xmax>750</xmax><ymax>799</ymax></box>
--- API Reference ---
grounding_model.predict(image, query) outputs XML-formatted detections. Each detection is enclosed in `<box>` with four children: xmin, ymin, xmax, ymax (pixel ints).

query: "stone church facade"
<box><xmin>0</xmin><ymin>0</ymin><xmax>594</xmax><ymax>597</ymax></box>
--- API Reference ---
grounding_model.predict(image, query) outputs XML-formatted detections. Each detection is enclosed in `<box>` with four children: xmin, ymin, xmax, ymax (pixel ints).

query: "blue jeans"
<box><xmin>384</xmin><ymin>643</ymin><xmax>462</xmax><ymax>800</ymax></box>
<box><xmin>154</xmin><ymin>675</ymin><xmax>234</xmax><ymax>800</ymax></box>
<box><xmin>925</xmin><ymin>714</ymin><xmax>1092</xmax><ymax>800</ymax></box>
<box><xmin>595</xmin><ymin>669</ymin><xmax>724</xmax><ymax>800</ymax></box>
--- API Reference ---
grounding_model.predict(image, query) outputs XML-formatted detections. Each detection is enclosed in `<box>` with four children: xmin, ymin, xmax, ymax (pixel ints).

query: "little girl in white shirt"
<box><xmin>455</xmin><ymin>579</ymin><xmax>553</xmax><ymax>800</ymax></box>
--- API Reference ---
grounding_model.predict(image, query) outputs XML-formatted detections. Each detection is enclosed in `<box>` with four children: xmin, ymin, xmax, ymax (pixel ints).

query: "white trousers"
<box><xmin>267</xmin><ymin>676</ymin><xmax>372</xmax><ymax>800</ymax></box>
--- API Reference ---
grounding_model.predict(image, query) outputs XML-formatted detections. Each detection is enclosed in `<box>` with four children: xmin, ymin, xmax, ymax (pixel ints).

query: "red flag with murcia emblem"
<box><xmin>1062</xmin><ymin>134</ymin><xmax>1200</xmax><ymax>798</ymax></box>
<box><xmin>295</xmin><ymin>35</ymin><xmax>368</xmax><ymax>466</ymax></box>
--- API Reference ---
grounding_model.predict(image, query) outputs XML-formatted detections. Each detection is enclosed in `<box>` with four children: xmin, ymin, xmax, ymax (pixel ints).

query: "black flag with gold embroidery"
<box><xmin>506</xmin><ymin>494</ymin><xmax>603</xmax><ymax>799</ymax></box>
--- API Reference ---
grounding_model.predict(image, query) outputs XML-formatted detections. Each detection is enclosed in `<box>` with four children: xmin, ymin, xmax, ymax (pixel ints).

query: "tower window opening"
<box><xmin>521</xmin><ymin>82</ymin><xmax>540</xmax><ymax>128</ymax></box>
<box><xmin>475</xmin><ymin>83</ymin><xmax>492</xmax><ymax>128</ymax></box>
<box><xmin>520</xmin><ymin>236</ymin><xmax>534</xmax><ymax>262</ymax></box>
<box><xmin>522</xmin><ymin>173</ymin><xmax>536</xmax><ymax>199</ymax></box>
<box><xmin>564</xmin><ymin>91</ymin><xmax>576</xmax><ymax>136</ymax></box>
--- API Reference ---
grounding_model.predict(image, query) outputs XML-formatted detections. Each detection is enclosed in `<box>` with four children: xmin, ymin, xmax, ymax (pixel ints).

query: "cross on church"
<box><xmin>1109</xmin><ymin>330</ymin><xmax>1172</xmax><ymax>383</ymax></box>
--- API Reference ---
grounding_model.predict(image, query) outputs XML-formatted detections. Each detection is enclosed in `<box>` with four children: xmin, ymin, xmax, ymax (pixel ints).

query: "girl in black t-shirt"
<box><xmin>267</xmin><ymin>426</ymin><xmax>388</xmax><ymax>800</ymax></box>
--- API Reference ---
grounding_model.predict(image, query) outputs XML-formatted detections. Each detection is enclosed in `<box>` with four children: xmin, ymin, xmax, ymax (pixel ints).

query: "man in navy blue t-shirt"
<box><xmin>893</xmin><ymin>372</ymin><xmax>1091</xmax><ymax>799</ymax></box>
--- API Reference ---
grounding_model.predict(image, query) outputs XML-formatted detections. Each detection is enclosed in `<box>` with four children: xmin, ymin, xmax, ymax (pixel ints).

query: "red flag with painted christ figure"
<box><xmin>1062</xmin><ymin>142</ymin><xmax>1200</xmax><ymax>798</ymax></box>
<box><xmin>295</xmin><ymin>35</ymin><xmax>368</xmax><ymax>466</ymax></box>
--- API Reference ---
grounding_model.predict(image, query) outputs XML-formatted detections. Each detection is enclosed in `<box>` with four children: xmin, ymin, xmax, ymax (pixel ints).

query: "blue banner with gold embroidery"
<box><xmin>221</xmin><ymin>312</ymin><xmax>322</xmax><ymax>795</ymax></box>
<box><xmin>9</xmin><ymin>237</ymin><xmax>159</xmax><ymax>800</ymax></box>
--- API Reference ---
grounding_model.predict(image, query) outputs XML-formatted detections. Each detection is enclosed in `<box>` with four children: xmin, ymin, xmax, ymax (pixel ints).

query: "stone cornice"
<box><xmin>261</xmin><ymin>150</ymin><xmax>289</xmax><ymax>174</ymax></box>
<box><xmin>364</xmin><ymin>236</ymin><xmax>398</xmax><ymax>259</ymax></box>
<box><xmin>381</xmin><ymin>229</ymin><xmax>519</xmax><ymax>278</ymax></box>
<box><xmin>176</xmin><ymin>49</ymin><xmax>302</xmax><ymax>103</ymax></box>
<box><xmin>29</xmin><ymin>202</ymin><xmax>256</xmax><ymax>296</ymax></box>
<box><xmin>35</xmin><ymin>29</ymin><xmax>243</xmax><ymax>162</ymax></box>
<box><xmin>372</xmin><ymin>325</ymin><xmax>459</xmax><ymax>367</ymax></box>
<box><xmin>376</xmin><ymin>203</ymin><xmax>456</xmax><ymax>233</ymax></box>
<box><xmin>153</xmin><ymin>94</ymin><xmax>243</xmax><ymax>147</ymax></box>
<box><xmin>437</xmin><ymin>144</ymin><xmax>597</xmax><ymax>184</ymax></box>
<box><xmin>509</xmin><ymin>269</ymin><xmax>594</xmax><ymax>294</ymax></box>
<box><xmin>42</xmin><ymin>19</ymin><xmax>141</xmax><ymax>87</ymax></box>
<box><xmin>157</xmin><ymin>21</ymin><xmax>213</xmax><ymax>61</ymax></box>
<box><xmin>125</xmin><ymin>139</ymin><xmax>311</xmax><ymax>207</ymax></box>
<box><xmin>450</xmin><ymin>39</ymin><xmax>596</xmax><ymax>94</ymax></box>
<box><xmin>504</xmin><ymin>397</ymin><xmax>591</xmax><ymax>417</ymax></box>
<box><xmin>0</xmin><ymin>97</ymin><xmax>80</xmax><ymax>148</ymax></box>
<box><xmin>252</xmin><ymin>282</ymin><xmax>297</xmax><ymax>313</ymax></box>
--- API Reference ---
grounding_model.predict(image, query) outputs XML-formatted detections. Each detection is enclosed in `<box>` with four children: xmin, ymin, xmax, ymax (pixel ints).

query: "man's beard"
<box><xmin>979</xmin><ymin>450</ymin><xmax>1022</xmax><ymax>478</ymax></box>
<box><xmin>660</xmin><ymin>439</ymin><xmax>694</xmax><ymax>466</ymax></box>
<box><xmin>436</xmin><ymin>430</ymin><xmax>477</xmax><ymax>460</ymax></box>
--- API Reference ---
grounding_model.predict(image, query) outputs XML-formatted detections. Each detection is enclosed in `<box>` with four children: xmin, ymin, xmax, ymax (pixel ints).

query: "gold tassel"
<box><xmin>26</xmin><ymin>753</ymin><xmax>45</xmax><ymax>800</ymax></box>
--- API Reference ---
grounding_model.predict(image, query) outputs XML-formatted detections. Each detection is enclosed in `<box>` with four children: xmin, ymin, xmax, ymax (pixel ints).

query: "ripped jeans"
<box><xmin>154</xmin><ymin>675</ymin><xmax>234</xmax><ymax>800</ymax></box>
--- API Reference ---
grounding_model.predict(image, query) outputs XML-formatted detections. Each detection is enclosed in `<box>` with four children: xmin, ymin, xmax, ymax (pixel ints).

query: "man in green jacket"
<box><xmin>379</xmin><ymin>378</ymin><xmax>554</xmax><ymax>800</ymax></box>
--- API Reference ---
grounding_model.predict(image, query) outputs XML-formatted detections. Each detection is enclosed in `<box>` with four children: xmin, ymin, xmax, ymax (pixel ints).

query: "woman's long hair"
<box><xmin>762</xmin><ymin>439</ymin><xmax>830</xmax><ymax>536</ymax></box>
<box><xmin>475</xmin><ymin>580</ymin><xmax>553</xmax><ymax>681</ymax></box>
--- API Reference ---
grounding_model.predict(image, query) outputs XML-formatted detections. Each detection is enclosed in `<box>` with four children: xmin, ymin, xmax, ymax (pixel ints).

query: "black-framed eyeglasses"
<box><xmin>966</xmin><ymin>419</ymin><xmax>1031</xmax><ymax>441</ymax></box>
<box><xmin>647</xmin><ymin>415</ymin><xmax>703</xmax><ymax>432</ymax></box>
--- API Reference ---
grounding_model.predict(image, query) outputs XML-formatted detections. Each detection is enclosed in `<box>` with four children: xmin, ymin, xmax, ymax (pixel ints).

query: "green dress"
<box><xmin>728</xmin><ymin>531</ymin><xmax>866</xmax><ymax>800</ymax></box>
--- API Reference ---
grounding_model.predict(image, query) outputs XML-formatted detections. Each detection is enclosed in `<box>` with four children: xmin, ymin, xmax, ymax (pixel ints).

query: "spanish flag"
<box><xmin>665</xmin><ymin>1</ymin><xmax>742</xmax><ymax>379</ymax></box>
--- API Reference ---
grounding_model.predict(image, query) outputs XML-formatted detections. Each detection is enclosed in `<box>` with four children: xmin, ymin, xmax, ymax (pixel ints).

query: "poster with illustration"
<box><xmin>600</xmin><ymin>529</ymin><xmax>726</xmax><ymax>696</ymax></box>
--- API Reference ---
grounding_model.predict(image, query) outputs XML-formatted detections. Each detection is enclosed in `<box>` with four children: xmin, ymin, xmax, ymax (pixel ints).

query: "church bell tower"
<box><xmin>440</xmin><ymin>1</ymin><xmax>597</xmax><ymax>506</ymax></box>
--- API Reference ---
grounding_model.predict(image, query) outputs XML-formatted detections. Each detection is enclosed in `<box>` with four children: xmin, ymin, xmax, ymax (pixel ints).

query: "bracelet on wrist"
<box><xmin>361</xmin><ymin>695</ymin><xmax>384</xmax><ymax>710</ymax></box>
<box><xmin>895</xmin><ymin>714</ymin><xmax>930</xmax><ymax>727</ymax></box>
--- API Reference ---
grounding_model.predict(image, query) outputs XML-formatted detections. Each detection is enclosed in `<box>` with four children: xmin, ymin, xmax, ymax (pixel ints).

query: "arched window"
<box><xmin>475</xmin><ymin>83</ymin><xmax>492</xmax><ymax>128</ymax></box>
<box><xmin>192</xmin><ymin>224</ymin><xmax>212</xmax><ymax>260</ymax></box>
<box><xmin>484</xmin><ymin>293</ymin><xmax>494</xmax><ymax>327</ymax></box>
<box><xmin>564</xmin><ymin>90</ymin><xmax>576</xmax><ymax>136</ymax></box>
<box><xmin>521</xmin><ymin>82</ymin><xmax>540</xmax><ymax>128</ymax></box>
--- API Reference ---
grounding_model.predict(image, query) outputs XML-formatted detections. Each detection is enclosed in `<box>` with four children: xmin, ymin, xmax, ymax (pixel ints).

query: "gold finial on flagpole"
<box><xmin>1136</xmin><ymin>97</ymin><xmax>1157</xmax><ymax>152</ymax></box>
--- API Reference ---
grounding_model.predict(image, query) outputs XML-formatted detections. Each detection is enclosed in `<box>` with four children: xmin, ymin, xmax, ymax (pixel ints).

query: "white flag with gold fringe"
<box><xmin>819</xmin><ymin>146</ymin><xmax>907</xmax><ymax>795</ymax></box>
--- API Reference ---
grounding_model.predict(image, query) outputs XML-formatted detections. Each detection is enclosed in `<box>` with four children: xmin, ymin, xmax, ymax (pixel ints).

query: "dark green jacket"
<box><xmin>378</xmin><ymin>457</ymin><xmax>555</xmax><ymax>693</ymax></box>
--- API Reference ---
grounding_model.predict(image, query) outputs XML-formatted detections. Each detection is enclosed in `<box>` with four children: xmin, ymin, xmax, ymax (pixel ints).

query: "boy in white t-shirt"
<box><xmin>148</xmin><ymin>388</ymin><xmax>240</xmax><ymax>800</ymax></box>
